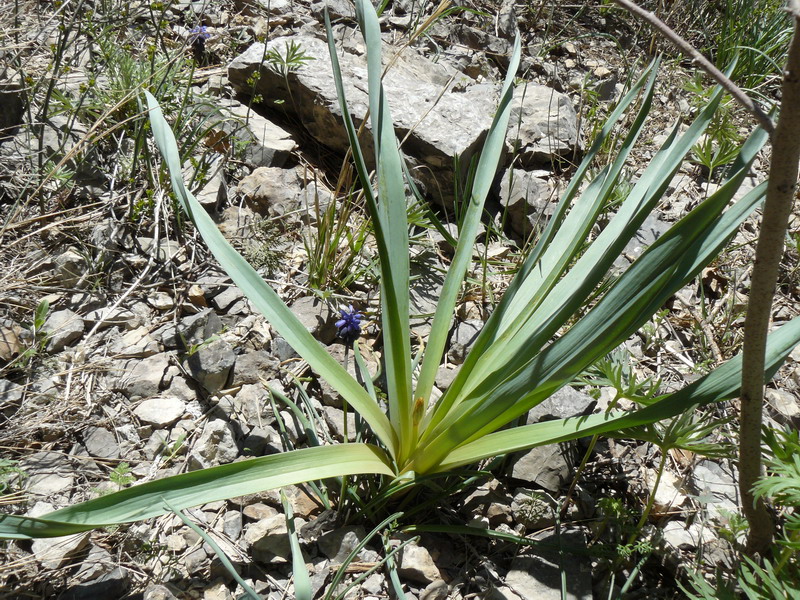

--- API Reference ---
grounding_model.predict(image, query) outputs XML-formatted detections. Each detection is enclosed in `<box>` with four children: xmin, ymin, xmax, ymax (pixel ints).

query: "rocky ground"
<box><xmin>1</xmin><ymin>0</ymin><xmax>799</xmax><ymax>598</ymax></box>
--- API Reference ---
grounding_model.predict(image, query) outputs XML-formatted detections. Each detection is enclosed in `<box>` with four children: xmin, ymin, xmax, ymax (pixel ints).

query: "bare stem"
<box><xmin>610</xmin><ymin>0</ymin><xmax>776</xmax><ymax>137</ymax></box>
<box><xmin>738</xmin><ymin>0</ymin><xmax>800</xmax><ymax>556</ymax></box>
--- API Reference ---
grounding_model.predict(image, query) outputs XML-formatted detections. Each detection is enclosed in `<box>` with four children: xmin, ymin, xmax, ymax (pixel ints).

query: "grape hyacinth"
<box><xmin>336</xmin><ymin>305</ymin><xmax>363</xmax><ymax>345</ymax></box>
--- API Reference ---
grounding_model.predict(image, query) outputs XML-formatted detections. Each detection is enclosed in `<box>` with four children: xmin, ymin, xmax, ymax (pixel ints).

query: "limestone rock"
<box><xmin>28</xmin><ymin>502</ymin><xmax>90</xmax><ymax>569</ymax></box>
<box><xmin>505</xmin><ymin>530</ymin><xmax>591</xmax><ymax>599</ymax></box>
<box><xmin>231</xmin><ymin>351</ymin><xmax>278</xmax><ymax>386</ymax></box>
<box><xmin>188</xmin><ymin>419</ymin><xmax>238</xmax><ymax>469</ymax></box>
<box><xmin>229</xmin><ymin>35</ymin><xmax>501</xmax><ymax>208</ymax></box>
<box><xmin>526</xmin><ymin>386</ymin><xmax>596</xmax><ymax>423</ymax></box>
<box><xmin>398</xmin><ymin>541</ymin><xmax>441</xmax><ymax>585</ymax></box>
<box><xmin>199</xmin><ymin>96</ymin><xmax>297</xmax><ymax>168</ymax></box>
<box><xmin>508</xmin><ymin>82</ymin><xmax>581</xmax><ymax>167</ymax></box>
<box><xmin>117</xmin><ymin>353</ymin><xmax>172</xmax><ymax>398</ymax></box>
<box><xmin>318</xmin><ymin>526</ymin><xmax>366</xmax><ymax>563</ymax></box>
<box><xmin>82</xmin><ymin>426</ymin><xmax>120</xmax><ymax>459</ymax></box>
<box><xmin>134</xmin><ymin>397</ymin><xmax>186</xmax><ymax>428</ymax></box>
<box><xmin>510</xmin><ymin>443</ymin><xmax>579</xmax><ymax>493</ymax></box>
<box><xmin>44</xmin><ymin>308</ymin><xmax>85</xmax><ymax>352</ymax></box>
<box><xmin>447</xmin><ymin>319</ymin><xmax>483</xmax><ymax>364</ymax></box>
<box><xmin>22</xmin><ymin>452</ymin><xmax>74</xmax><ymax>497</ymax></box>
<box><xmin>496</xmin><ymin>168</ymin><xmax>555</xmax><ymax>238</ymax></box>
<box><xmin>183</xmin><ymin>338</ymin><xmax>236</xmax><ymax>394</ymax></box>
<box><xmin>244</xmin><ymin>514</ymin><xmax>291</xmax><ymax>563</ymax></box>
<box><xmin>290</xmin><ymin>296</ymin><xmax>337</xmax><ymax>344</ymax></box>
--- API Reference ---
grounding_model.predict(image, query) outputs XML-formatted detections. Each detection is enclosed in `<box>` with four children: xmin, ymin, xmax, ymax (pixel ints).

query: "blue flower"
<box><xmin>189</xmin><ymin>25</ymin><xmax>211</xmax><ymax>45</ymax></box>
<box><xmin>336</xmin><ymin>305</ymin><xmax>363</xmax><ymax>345</ymax></box>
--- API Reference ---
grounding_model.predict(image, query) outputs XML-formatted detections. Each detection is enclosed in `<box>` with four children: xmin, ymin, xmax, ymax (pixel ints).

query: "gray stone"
<box><xmin>82</xmin><ymin>426</ymin><xmax>120</xmax><ymax>459</ymax></box>
<box><xmin>311</xmin><ymin>0</ymin><xmax>355</xmax><ymax>20</ymax></box>
<box><xmin>44</xmin><ymin>309</ymin><xmax>85</xmax><ymax>352</ymax></box>
<box><xmin>28</xmin><ymin>502</ymin><xmax>90</xmax><ymax>569</ymax></box>
<box><xmin>157</xmin><ymin>308</ymin><xmax>224</xmax><ymax>350</ymax></box>
<box><xmin>510</xmin><ymin>443</ymin><xmax>579</xmax><ymax>493</ymax></box>
<box><xmin>237</xmin><ymin>166</ymin><xmax>304</xmax><ymax>216</ymax></box>
<box><xmin>661</xmin><ymin>519</ymin><xmax>714</xmax><ymax>551</ymax></box>
<box><xmin>184</xmin><ymin>547</ymin><xmax>209</xmax><ymax>574</ymax></box>
<box><xmin>322</xmin><ymin>405</ymin><xmax>356</xmax><ymax>442</ymax></box>
<box><xmin>203</xmin><ymin>580</ymin><xmax>234</xmax><ymax>600</ymax></box>
<box><xmin>271</xmin><ymin>335</ymin><xmax>299</xmax><ymax>361</ymax></box>
<box><xmin>109</xmin><ymin>326</ymin><xmax>161</xmax><ymax>358</ymax></box>
<box><xmin>232</xmin><ymin>351</ymin><xmax>279</xmax><ymax>386</ymax></box>
<box><xmin>623</xmin><ymin>213</ymin><xmax>671</xmax><ymax>262</ymax></box>
<box><xmin>290</xmin><ymin>296</ymin><xmax>337</xmax><ymax>344</ymax></box>
<box><xmin>505</xmin><ymin>530</ymin><xmax>591</xmax><ymax>599</ymax></box>
<box><xmin>398</xmin><ymin>541</ymin><xmax>441</xmax><ymax>584</ymax></box>
<box><xmin>63</xmin><ymin>554</ymin><xmax>128</xmax><ymax>600</ymax></box>
<box><xmin>188</xmin><ymin>419</ymin><xmax>239</xmax><ymax>469</ymax></box>
<box><xmin>183</xmin><ymin>338</ymin><xmax>236</xmax><ymax>394</ymax></box>
<box><xmin>143</xmin><ymin>584</ymin><xmax>180</xmax><ymax>600</ymax></box>
<box><xmin>222</xmin><ymin>511</ymin><xmax>243</xmax><ymax>539</ymax></box>
<box><xmin>117</xmin><ymin>353</ymin><xmax>172</xmax><ymax>398</ymax></box>
<box><xmin>691</xmin><ymin>460</ymin><xmax>739</xmax><ymax>519</ymax></box>
<box><xmin>199</xmin><ymin>97</ymin><xmax>297</xmax><ymax>168</ymax></box>
<box><xmin>447</xmin><ymin>319</ymin><xmax>483</xmax><ymax>364</ymax></box>
<box><xmin>507</xmin><ymin>82</ymin><xmax>581</xmax><ymax>167</ymax></box>
<box><xmin>643</xmin><ymin>467</ymin><xmax>687</xmax><ymax>515</ymax></box>
<box><xmin>496</xmin><ymin>168</ymin><xmax>554</xmax><ymax>238</ymax></box>
<box><xmin>0</xmin><ymin>379</ymin><xmax>23</xmax><ymax>416</ymax></box>
<box><xmin>420</xmin><ymin>580</ymin><xmax>449</xmax><ymax>600</ymax></box>
<box><xmin>22</xmin><ymin>452</ymin><xmax>74</xmax><ymax>496</ymax></box>
<box><xmin>318</xmin><ymin>526</ymin><xmax>366</xmax><ymax>563</ymax></box>
<box><xmin>83</xmin><ymin>306</ymin><xmax>139</xmax><ymax>331</ymax></box>
<box><xmin>54</xmin><ymin>249</ymin><xmax>90</xmax><ymax>288</ymax></box>
<box><xmin>134</xmin><ymin>397</ymin><xmax>186</xmax><ymax>428</ymax></box>
<box><xmin>229</xmin><ymin>35</ymin><xmax>502</xmax><ymax>207</ymax></box>
<box><xmin>211</xmin><ymin>285</ymin><xmax>245</xmax><ymax>312</ymax></box>
<box><xmin>244</xmin><ymin>514</ymin><xmax>291</xmax><ymax>563</ymax></box>
<box><xmin>526</xmin><ymin>386</ymin><xmax>596</xmax><ymax>423</ymax></box>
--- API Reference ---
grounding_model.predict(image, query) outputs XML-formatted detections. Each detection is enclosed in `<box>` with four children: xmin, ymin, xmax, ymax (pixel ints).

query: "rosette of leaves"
<box><xmin>3</xmin><ymin>0</ymin><xmax>800</xmax><ymax>542</ymax></box>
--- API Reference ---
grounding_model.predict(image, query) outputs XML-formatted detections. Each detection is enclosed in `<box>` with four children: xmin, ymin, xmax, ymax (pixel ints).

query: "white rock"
<box><xmin>188</xmin><ymin>419</ymin><xmax>238</xmax><ymax>469</ymax></box>
<box><xmin>134</xmin><ymin>397</ymin><xmax>186</xmax><ymax>428</ymax></box>
<box><xmin>643</xmin><ymin>466</ymin><xmax>688</xmax><ymax>515</ymax></box>
<box><xmin>28</xmin><ymin>502</ymin><xmax>89</xmax><ymax>569</ymax></box>
<box><xmin>398</xmin><ymin>542</ymin><xmax>441</xmax><ymax>584</ymax></box>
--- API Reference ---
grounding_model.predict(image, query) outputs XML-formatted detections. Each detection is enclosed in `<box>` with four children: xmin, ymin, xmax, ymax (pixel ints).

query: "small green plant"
<box><xmin>109</xmin><ymin>462</ymin><xmax>136</xmax><ymax>490</ymax></box>
<box><xmin>4</xmin><ymin>4</ymin><xmax>800</xmax><ymax>571</ymax></box>
<box><xmin>266</xmin><ymin>40</ymin><xmax>315</xmax><ymax>76</ymax></box>
<box><xmin>0</xmin><ymin>459</ymin><xmax>27</xmax><ymax>494</ymax></box>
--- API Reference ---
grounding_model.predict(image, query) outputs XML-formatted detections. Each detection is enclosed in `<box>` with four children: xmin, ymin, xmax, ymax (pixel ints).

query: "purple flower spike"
<box><xmin>335</xmin><ymin>305</ymin><xmax>363</xmax><ymax>345</ymax></box>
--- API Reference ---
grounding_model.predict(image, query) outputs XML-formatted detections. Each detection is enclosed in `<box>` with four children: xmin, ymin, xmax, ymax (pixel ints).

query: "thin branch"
<box><xmin>738</xmin><ymin>0</ymin><xmax>800</xmax><ymax>556</ymax></box>
<box><xmin>610</xmin><ymin>0</ymin><xmax>776</xmax><ymax>136</ymax></box>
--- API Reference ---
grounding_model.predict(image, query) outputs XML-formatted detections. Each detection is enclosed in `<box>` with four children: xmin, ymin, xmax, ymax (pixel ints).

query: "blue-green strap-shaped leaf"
<box><xmin>426</xmin><ymin>62</ymin><xmax>660</xmax><ymax>427</ymax></box>
<box><xmin>352</xmin><ymin>0</ymin><xmax>413</xmax><ymax>461</ymax></box>
<box><xmin>143</xmin><ymin>91</ymin><xmax>398</xmax><ymax>456</ymax></box>
<box><xmin>437</xmin><ymin>314</ymin><xmax>800</xmax><ymax>470</ymax></box>
<box><xmin>414</xmin><ymin>35</ymin><xmax>522</xmax><ymax>420</ymax></box>
<box><xmin>0</xmin><ymin>444</ymin><xmax>395</xmax><ymax>540</ymax></box>
<box><xmin>414</xmin><ymin>168</ymin><xmax>767</xmax><ymax>471</ymax></box>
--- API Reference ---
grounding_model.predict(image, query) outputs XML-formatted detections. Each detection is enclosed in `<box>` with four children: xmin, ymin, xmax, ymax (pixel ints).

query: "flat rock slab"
<box><xmin>229</xmin><ymin>33</ymin><xmax>578</xmax><ymax>207</ymax></box>
<box><xmin>504</xmin><ymin>530</ymin><xmax>591</xmax><ymax>600</ymax></box>
<box><xmin>134</xmin><ymin>397</ymin><xmax>187</xmax><ymax>428</ymax></box>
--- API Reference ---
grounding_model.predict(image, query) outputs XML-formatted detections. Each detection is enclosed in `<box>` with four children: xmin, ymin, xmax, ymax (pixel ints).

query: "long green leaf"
<box><xmin>144</xmin><ymin>91</ymin><xmax>397</xmax><ymax>456</ymax></box>
<box><xmin>414</xmin><ymin>162</ymin><xmax>767</xmax><ymax>471</ymax></box>
<box><xmin>425</xmin><ymin>61</ymin><xmax>660</xmax><ymax>429</ymax></box>
<box><xmin>0</xmin><ymin>444</ymin><xmax>394</xmax><ymax>540</ymax></box>
<box><xmin>353</xmin><ymin>0</ymin><xmax>413</xmax><ymax>461</ymax></box>
<box><xmin>437</xmin><ymin>314</ymin><xmax>800</xmax><ymax>470</ymax></box>
<box><xmin>413</xmin><ymin>35</ymin><xmax>522</xmax><ymax>419</ymax></box>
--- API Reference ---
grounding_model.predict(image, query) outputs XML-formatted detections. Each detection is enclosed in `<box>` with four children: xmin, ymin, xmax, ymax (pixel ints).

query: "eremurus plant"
<box><xmin>2</xmin><ymin>0</ymin><xmax>800</xmax><ymax>543</ymax></box>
